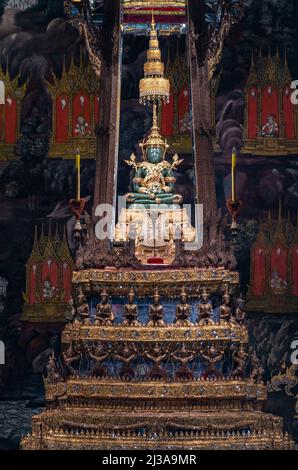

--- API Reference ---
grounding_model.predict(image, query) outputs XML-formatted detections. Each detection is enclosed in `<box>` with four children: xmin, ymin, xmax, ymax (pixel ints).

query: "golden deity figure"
<box><xmin>62</xmin><ymin>344</ymin><xmax>81</xmax><ymax>377</ymax></box>
<box><xmin>113</xmin><ymin>343</ymin><xmax>138</xmax><ymax>380</ymax></box>
<box><xmin>143</xmin><ymin>343</ymin><xmax>168</xmax><ymax>379</ymax></box>
<box><xmin>200</xmin><ymin>344</ymin><xmax>225</xmax><ymax>379</ymax></box>
<box><xmin>147</xmin><ymin>288</ymin><xmax>165</xmax><ymax>326</ymax></box>
<box><xmin>95</xmin><ymin>289</ymin><xmax>114</xmax><ymax>326</ymax></box>
<box><xmin>174</xmin><ymin>287</ymin><xmax>192</xmax><ymax>326</ymax></box>
<box><xmin>197</xmin><ymin>288</ymin><xmax>214</xmax><ymax>325</ymax></box>
<box><xmin>232</xmin><ymin>344</ymin><xmax>249</xmax><ymax>379</ymax></box>
<box><xmin>75</xmin><ymin>288</ymin><xmax>90</xmax><ymax>323</ymax></box>
<box><xmin>124</xmin><ymin>105</ymin><xmax>183</xmax><ymax>208</ymax></box>
<box><xmin>87</xmin><ymin>343</ymin><xmax>110</xmax><ymax>378</ymax></box>
<box><xmin>235</xmin><ymin>294</ymin><xmax>246</xmax><ymax>325</ymax></box>
<box><xmin>250</xmin><ymin>350</ymin><xmax>264</xmax><ymax>383</ymax></box>
<box><xmin>171</xmin><ymin>343</ymin><xmax>196</xmax><ymax>380</ymax></box>
<box><xmin>123</xmin><ymin>288</ymin><xmax>140</xmax><ymax>326</ymax></box>
<box><xmin>219</xmin><ymin>288</ymin><xmax>232</xmax><ymax>323</ymax></box>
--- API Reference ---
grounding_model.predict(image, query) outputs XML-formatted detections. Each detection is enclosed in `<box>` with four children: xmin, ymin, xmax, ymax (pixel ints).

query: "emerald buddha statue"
<box><xmin>124</xmin><ymin>107</ymin><xmax>183</xmax><ymax>208</ymax></box>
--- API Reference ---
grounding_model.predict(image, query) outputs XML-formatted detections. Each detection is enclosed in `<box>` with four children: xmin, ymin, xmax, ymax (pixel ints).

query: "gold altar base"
<box><xmin>22</xmin><ymin>407</ymin><xmax>293</xmax><ymax>450</ymax></box>
<box><xmin>21</xmin><ymin>262</ymin><xmax>294</xmax><ymax>449</ymax></box>
<box><xmin>115</xmin><ymin>207</ymin><xmax>196</xmax><ymax>265</ymax></box>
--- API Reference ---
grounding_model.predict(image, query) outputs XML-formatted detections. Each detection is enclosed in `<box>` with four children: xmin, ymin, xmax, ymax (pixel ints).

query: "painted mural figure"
<box><xmin>179</xmin><ymin>111</ymin><xmax>191</xmax><ymax>134</ymax></box>
<box><xmin>270</xmin><ymin>270</ymin><xmax>287</xmax><ymax>292</ymax></box>
<box><xmin>261</xmin><ymin>114</ymin><xmax>279</xmax><ymax>137</ymax></box>
<box><xmin>74</xmin><ymin>115</ymin><xmax>91</xmax><ymax>136</ymax></box>
<box><xmin>42</xmin><ymin>278</ymin><xmax>57</xmax><ymax>300</ymax></box>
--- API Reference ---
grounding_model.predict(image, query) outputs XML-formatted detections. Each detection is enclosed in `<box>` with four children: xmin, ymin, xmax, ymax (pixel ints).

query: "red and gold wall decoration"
<box><xmin>243</xmin><ymin>51</ymin><xmax>298</xmax><ymax>156</ymax></box>
<box><xmin>46</xmin><ymin>54</ymin><xmax>100</xmax><ymax>159</ymax></box>
<box><xmin>0</xmin><ymin>65</ymin><xmax>26</xmax><ymax>161</ymax></box>
<box><xmin>160</xmin><ymin>53</ymin><xmax>192</xmax><ymax>154</ymax></box>
<box><xmin>22</xmin><ymin>224</ymin><xmax>74</xmax><ymax>323</ymax></box>
<box><xmin>247</xmin><ymin>212</ymin><xmax>298</xmax><ymax>314</ymax></box>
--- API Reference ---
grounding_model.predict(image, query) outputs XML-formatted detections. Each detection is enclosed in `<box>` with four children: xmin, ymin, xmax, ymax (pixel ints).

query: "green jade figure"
<box><xmin>124</xmin><ymin>105</ymin><xmax>183</xmax><ymax>208</ymax></box>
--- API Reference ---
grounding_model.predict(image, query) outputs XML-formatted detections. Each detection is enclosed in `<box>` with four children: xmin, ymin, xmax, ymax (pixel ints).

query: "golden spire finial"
<box><xmin>139</xmin><ymin>5</ymin><xmax>170</xmax><ymax>106</ymax></box>
<box><xmin>151</xmin><ymin>8</ymin><xmax>155</xmax><ymax>29</ymax></box>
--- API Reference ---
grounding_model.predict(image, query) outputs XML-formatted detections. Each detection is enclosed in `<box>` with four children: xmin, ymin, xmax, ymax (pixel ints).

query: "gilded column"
<box><xmin>187</xmin><ymin>0</ymin><xmax>218</xmax><ymax>222</ymax></box>
<box><xmin>93</xmin><ymin>0</ymin><xmax>121</xmax><ymax>213</ymax></box>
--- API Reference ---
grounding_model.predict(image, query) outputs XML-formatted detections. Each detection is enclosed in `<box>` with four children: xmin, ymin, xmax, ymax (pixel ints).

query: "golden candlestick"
<box><xmin>231</xmin><ymin>147</ymin><xmax>237</xmax><ymax>202</ymax></box>
<box><xmin>76</xmin><ymin>148</ymin><xmax>81</xmax><ymax>201</ymax></box>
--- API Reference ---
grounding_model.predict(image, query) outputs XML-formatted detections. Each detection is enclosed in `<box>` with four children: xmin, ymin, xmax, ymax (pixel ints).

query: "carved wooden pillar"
<box><xmin>93</xmin><ymin>0</ymin><xmax>121</xmax><ymax>214</ymax></box>
<box><xmin>187</xmin><ymin>0</ymin><xmax>217</xmax><ymax>222</ymax></box>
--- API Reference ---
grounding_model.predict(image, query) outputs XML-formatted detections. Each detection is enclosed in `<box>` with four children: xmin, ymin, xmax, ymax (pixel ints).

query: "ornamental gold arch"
<box><xmin>45</xmin><ymin>51</ymin><xmax>99</xmax><ymax>159</ymax></box>
<box><xmin>0</xmin><ymin>63</ymin><xmax>27</xmax><ymax>160</ymax></box>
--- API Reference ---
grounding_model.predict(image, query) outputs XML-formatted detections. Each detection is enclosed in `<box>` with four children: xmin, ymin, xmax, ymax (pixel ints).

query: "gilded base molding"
<box><xmin>62</xmin><ymin>323</ymin><xmax>248</xmax><ymax>343</ymax></box>
<box><xmin>73</xmin><ymin>267</ymin><xmax>239</xmax><ymax>298</ymax></box>
<box><xmin>21</xmin><ymin>408</ymin><xmax>293</xmax><ymax>450</ymax></box>
<box><xmin>44</xmin><ymin>378</ymin><xmax>267</xmax><ymax>403</ymax></box>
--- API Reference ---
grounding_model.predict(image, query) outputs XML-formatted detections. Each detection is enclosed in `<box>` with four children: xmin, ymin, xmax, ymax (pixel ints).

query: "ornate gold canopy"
<box><xmin>139</xmin><ymin>16</ymin><xmax>170</xmax><ymax>104</ymax></box>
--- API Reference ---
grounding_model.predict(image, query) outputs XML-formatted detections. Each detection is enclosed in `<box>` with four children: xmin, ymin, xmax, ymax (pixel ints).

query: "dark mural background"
<box><xmin>0</xmin><ymin>0</ymin><xmax>297</xmax><ymax>449</ymax></box>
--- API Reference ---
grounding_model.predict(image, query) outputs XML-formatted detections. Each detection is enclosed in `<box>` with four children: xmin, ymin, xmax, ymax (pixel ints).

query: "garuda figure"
<box><xmin>124</xmin><ymin>112</ymin><xmax>183</xmax><ymax>207</ymax></box>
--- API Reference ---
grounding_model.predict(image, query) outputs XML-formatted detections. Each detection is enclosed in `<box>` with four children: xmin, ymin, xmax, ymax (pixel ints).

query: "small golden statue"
<box><xmin>124</xmin><ymin>105</ymin><xmax>183</xmax><ymax>207</ymax></box>
<box><xmin>75</xmin><ymin>288</ymin><xmax>90</xmax><ymax>323</ymax></box>
<box><xmin>95</xmin><ymin>289</ymin><xmax>114</xmax><ymax>326</ymax></box>
<box><xmin>197</xmin><ymin>288</ymin><xmax>214</xmax><ymax>325</ymax></box>
<box><xmin>62</xmin><ymin>344</ymin><xmax>81</xmax><ymax>377</ymax></box>
<box><xmin>88</xmin><ymin>343</ymin><xmax>110</xmax><ymax>378</ymax></box>
<box><xmin>147</xmin><ymin>288</ymin><xmax>165</xmax><ymax>326</ymax></box>
<box><xmin>171</xmin><ymin>343</ymin><xmax>196</xmax><ymax>380</ymax></box>
<box><xmin>174</xmin><ymin>287</ymin><xmax>192</xmax><ymax>326</ymax></box>
<box><xmin>123</xmin><ymin>288</ymin><xmax>140</xmax><ymax>326</ymax></box>
<box><xmin>232</xmin><ymin>343</ymin><xmax>249</xmax><ymax>379</ymax></box>
<box><xmin>143</xmin><ymin>343</ymin><xmax>168</xmax><ymax>379</ymax></box>
<box><xmin>200</xmin><ymin>344</ymin><xmax>224</xmax><ymax>379</ymax></box>
<box><xmin>219</xmin><ymin>288</ymin><xmax>232</xmax><ymax>323</ymax></box>
<box><xmin>250</xmin><ymin>350</ymin><xmax>264</xmax><ymax>383</ymax></box>
<box><xmin>235</xmin><ymin>293</ymin><xmax>246</xmax><ymax>325</ymax></box>
<box><xmin>113</xmin><ymin>343</ymin><xmax>138</xmax><ymax>380</ymax></box>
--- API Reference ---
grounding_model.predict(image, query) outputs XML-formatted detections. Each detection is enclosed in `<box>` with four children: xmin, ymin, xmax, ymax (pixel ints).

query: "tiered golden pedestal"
<box><xmin>21</xmin><ymin>268</ymin><xmax>293</xmax><ymax>450</ymax></box>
